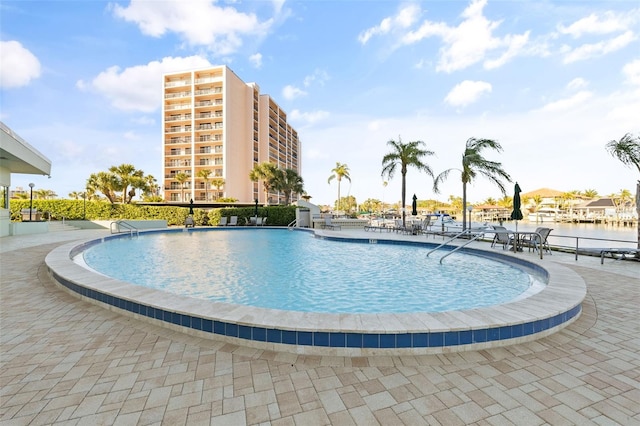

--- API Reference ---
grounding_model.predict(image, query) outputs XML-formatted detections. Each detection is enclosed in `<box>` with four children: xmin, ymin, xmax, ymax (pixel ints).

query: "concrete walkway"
<box><xmin>1</xmin><ymin>229</ymin><xmax>639</xmax><ymax>425</ymax></box>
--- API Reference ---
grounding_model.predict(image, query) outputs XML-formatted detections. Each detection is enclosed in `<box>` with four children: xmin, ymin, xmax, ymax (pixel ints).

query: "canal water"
<box><xmin>501</xmin><ymin>220</ymin><xmax>636</xmax><ymax>250</ymax></box>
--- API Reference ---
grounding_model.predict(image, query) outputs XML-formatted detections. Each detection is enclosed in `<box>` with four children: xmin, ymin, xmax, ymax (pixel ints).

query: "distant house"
<box><xmin>471</xmin><ymin>204</ymin><xmax>510</xmax><ymax>222</ymax></box>
<box><xmin>573</xmin><ymin>198</ymin><xmax>619</xmax><ymax>219</ymax></box>
<box><xmin>521</xmin><ymin>188</ymin><xmax>565</xmax><ymax>211</ymax></box>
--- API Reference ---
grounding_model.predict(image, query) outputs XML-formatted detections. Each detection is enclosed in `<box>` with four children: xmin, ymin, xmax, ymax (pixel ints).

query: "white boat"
<box><xmin>426</xmin><ymin>214</ymin><xmax>489</xmax><ymax>234</ymax></box>
<box><xmin>528</xmin><ymin>208</ymin><xmax>564</xmax><ymax>223</ymax></box>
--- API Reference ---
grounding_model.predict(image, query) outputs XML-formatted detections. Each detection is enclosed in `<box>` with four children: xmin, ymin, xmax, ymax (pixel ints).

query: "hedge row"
<box><xmin>9</xmin><ymin>200</ymin><xmax>296</xmax><ymax>227</ymax></box>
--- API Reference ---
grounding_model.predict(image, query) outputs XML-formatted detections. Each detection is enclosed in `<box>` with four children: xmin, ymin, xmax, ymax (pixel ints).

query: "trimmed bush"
<box><xmin>9</xmin><ymin>200</ymin><xmax>297</xmax><ymax>227</ymax></box>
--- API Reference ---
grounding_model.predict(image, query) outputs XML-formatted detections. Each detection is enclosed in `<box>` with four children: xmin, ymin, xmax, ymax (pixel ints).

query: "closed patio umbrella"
<box><xmin>510</xmin><ymin>183</ymin><xmax>523</xmax><ymax>251</ymax></box>
<box><xmin>412</xmin><ymin>194</ymin><xmax>418</xmax><ymax>216</ymax></box>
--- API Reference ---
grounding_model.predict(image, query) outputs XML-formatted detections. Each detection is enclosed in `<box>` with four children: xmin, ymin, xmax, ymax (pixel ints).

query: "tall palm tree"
<box><xmin>327</xmin><ymin>162</ymin><xmax>351</xmax><ymax>212</ymax></box>
<box><xmin>174</xmin><ymin>172</ymin><xmax>189</xmax><ymax>202</ymax></box>
<box><xmin>87</xmin><ymin>171</ymin><xmax>118</xmax><ymax>204</ymax></box>
<box><xmin>69</xmin><ymin>191</ymin><xmax>82</xmax><ymax>200</ymax></box>
<box><xmin>274</xmin><ymin>168</ymin><xmax>304</xmax><ymax>205</ymax></box>
<box><xmin>606</xmin><ymin>133</ymin><xmax>640</xmax><ymax>249</ymax></box>
<box><xmin>197</xmin><ymin>169</ymin><xmax>212</xmax><ymax>201</ymax></box>
<box><xmin>142</xmin><ymin>174</ymin><xmax>159</xmax><ymax>200</ymax></box>
<box><xmin>109</xmin><ymin>164</ymin><xmax>144</xmax><ymax>204</ymax></box>
<box><xmin>434</xmin><ymin>138</ymin><xmax>511</xmax><ymax>231</ymax></box>
<box><xmin>381</xmin><ymin>137</ymin><xmax>435</xmax><ymax>227</ymax></box>
<box><xmin>211</xmin><ymin>178</ymin><xmax>225</xmax><ymax>200</ymax></box>
<box><xmin>249</xmin><ymin>162</ymin><xmax>279</xmax><ymax>205</ymax></box>
<box><xmin>583</xmin><ymin>189</ymin><xmax>599</xmax><ymax>199</ymax></box>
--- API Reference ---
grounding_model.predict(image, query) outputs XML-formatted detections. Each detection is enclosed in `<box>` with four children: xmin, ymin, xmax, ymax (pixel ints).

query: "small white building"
<box><xmin>0</xmin><ymin>121</ymin><xmax>52</xmax><ymax>237</ymax></box>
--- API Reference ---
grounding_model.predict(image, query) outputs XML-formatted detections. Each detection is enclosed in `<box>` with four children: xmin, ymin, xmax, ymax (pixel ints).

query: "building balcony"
<box><xmin>165</xmin><ymin>104</ymin><xmax>192</xmax><ymax>111</ymax></box>
<box><xmin>165</xmin><ymin>80</ymin><xmax>191</xmax><ymax>88</ymax></box>
<box><xmin>164</xmin><ymin>91</ymin><xmax>191</xmax><ymax>99</ymax></box>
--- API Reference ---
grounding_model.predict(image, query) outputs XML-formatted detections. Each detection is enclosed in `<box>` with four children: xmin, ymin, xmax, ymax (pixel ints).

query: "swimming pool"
<box><xmin>46</xmin><ymin>228</ymin><xmax>586</xmax><ymax>356</ymax></box>
<box><xmin>80</xmin><ymin>229</ymin><xmax>541</xmax><ymax>313</ymax></box>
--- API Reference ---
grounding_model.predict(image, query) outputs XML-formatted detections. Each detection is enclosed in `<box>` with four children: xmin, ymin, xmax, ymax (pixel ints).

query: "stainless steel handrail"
<box><xmin>110</xmin><ymin>220</ymin><xmax>139</xmax><ymax>237</ymax></box>
<box><xmin>438</xmin><ymin>232</ymin><xmax>487</xmax><ymax>264</ymax></box>
<box><xmin>426</xmin><ymin>229</ymin><xmax>481</xmax><ymax>257</ymax></box>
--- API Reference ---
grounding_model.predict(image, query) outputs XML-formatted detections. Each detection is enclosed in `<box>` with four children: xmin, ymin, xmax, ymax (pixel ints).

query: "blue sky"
<box><xmin>1</xmin><ymin>0</ymin><xmax>639</xmax><ymax>206</ymax></box>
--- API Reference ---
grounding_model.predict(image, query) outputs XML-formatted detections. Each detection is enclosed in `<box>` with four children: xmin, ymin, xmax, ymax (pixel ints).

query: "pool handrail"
<box><xmin>438</xmin><ymin>231</ymin><xmax>489</xmax><ymax>264</ymax></box>
<box><xmin>110</xmin><ymin>220</ymin><xmax>139</xmax><ymax>237</ymax></box>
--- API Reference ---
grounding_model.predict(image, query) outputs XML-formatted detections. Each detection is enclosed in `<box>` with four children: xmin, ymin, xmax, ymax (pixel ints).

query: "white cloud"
<box><xmin>484</xmin><ymin>32</ymin><xmax>530</xmax><ymax>70</ymax></box>
<box><xmin>282</xmin><ymin>85</ymin><xmax>307</xmax><ymax>100</ymax></box>
<box><xmin>249</xmin><ymin>52</ymin><xmax>263</xmax><ymax>68</ymax></box>
<box><xmin>77</xmin><ymin>55</ymin><xmax>211</xmax><ymax>112</ymax></box>
<box><xmin>557</xmin><ymin>11</ymin><xmax>636</xmax><ymax>38</ymax></box>
<box><xmin>539</xmin><ymin>91</ymin><xmax>593</xmax><ymax>112</ymax></box>
<box><xmin>111</xmin><ymin>0</ymin><xmax>275</xmax><ymax>56</ymax></box>
<box><xmin>289</xmin><ymin>109</ymin><xmax>329</xmax><ymax>125</ymax></box>
<box><xmin>400</xmin><ymin>0</ymin><xmax>529</xmax><ymax>72</ymax></box>
<box><xmin>358</xmin><ymin>3</ymin><xmax>421</xmax><ymax>44</ymax></box>
<box><xmin>562</xmin><ymin>31</ymin><xmax>636</xmax><ymax>63</ymax></box>
<box><xmin>444</xmin><ymin>80</ymin><xmax>492</xmax><ymax>107</ymax></box>
<box><xmin>567</xmin><ymin>78</ymin><xmax>588</xmax><ymax>90</ymax></box>
<box><xmin>303</xmin><ymin>69</ymin><xmax>329</xmax><ymax>87</ymax></box>
<box><xmin>0</xmin><ymin>40</ymin><xmax>42</xmax><ymax>88</ymax></box>
<box><xmin>623</xmin><ymin>59</ymin><xmax>640</xmax><ymax>85</ymax></box>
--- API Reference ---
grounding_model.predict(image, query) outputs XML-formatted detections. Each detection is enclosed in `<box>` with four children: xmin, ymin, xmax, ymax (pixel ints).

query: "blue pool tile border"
<box><xmin>50</xmin><ymin>269</ymin><xmax>581</xmax><ymax>350</ymax></box>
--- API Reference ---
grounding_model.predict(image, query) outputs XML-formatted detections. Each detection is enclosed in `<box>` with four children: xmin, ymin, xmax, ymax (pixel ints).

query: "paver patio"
<box><xmin>1</xmin><ymin>230</ymin><xmax>638</xmax><ymax>425</ymax></box>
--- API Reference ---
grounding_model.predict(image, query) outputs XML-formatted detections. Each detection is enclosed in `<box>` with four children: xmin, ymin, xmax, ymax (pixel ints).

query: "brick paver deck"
<box><xmin>1</xmin><ymin>230</ymin><xmax>638</xmax><ymax>425</ymax></box>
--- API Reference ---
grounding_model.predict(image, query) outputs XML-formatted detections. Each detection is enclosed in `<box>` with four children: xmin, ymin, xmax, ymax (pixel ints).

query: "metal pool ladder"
<box><xmin>426</xmin><ymin>229</ymin><xmax>487</xmax><ymax>264</ymax></box>
<box><xmin>110</xmin><ymin>220</ymin><xmax>139</xmax><ymax>237</ymax></box>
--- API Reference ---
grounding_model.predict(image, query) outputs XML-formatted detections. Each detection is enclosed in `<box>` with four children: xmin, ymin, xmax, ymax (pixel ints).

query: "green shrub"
<box><xmin>9</xmin><ymin>200</ymin><xmax>297</xmax><ymax>227</ymax></box>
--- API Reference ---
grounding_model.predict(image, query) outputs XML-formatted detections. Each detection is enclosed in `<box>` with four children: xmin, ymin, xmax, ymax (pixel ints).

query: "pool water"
<box><xmin>81</xmin><ymin>229</ymin><xmax>541</xmax><ymax>314</ymax></box>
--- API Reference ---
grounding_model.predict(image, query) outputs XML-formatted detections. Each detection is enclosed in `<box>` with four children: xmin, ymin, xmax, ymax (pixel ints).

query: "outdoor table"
<box><xmin>510</xmin><ymin>231</ymin><xmax>544</xmax><ymax>259</ymax></box>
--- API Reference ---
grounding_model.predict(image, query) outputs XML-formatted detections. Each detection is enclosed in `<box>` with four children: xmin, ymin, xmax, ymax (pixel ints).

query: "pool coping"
<box><xmin>45</xmin><ymin>227</ymin><xmax>587</xmax><ymax>356</ymax></box>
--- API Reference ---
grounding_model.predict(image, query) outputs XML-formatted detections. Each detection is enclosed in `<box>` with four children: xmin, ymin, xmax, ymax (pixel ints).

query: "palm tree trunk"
<box><xmin>401</xmin><ymin>172</ymin><xmax>406</xmax><ymax>227</ymax></box>
<box><xmin>636</xmin><ymin>180</ymin><xmax>639</xmax><ymax>251</ymax></box>
<box><xmin>462</xmin><ymin>183</ymin><xmax>467</xmax><ymax>231</ymax></box>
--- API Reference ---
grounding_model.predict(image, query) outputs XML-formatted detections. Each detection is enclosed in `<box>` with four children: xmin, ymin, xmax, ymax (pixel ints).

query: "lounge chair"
<box><xmin>246</xmin><ymin>216</ymin><xmax>257</xmax><ymax>226</ymax></box>
<box><xmin>392</xmin><ymin>219</ymin><xmax>410</xmax><ymax>234</ymax></box>
<box><xmin>218</xmin><ymin>217</ymin><xmax>227</xmax><ymax>226</ymax></box>
<box><xmin>184</xmin><ymin>216</ymin><xmax>195</xmax><ymax>228</ymax></box>
<box><xmin>228</xmin><ymin>216</ymin><xmax>238</xmax><ymax>226</ymax></box>
<box><xmin>321</xmin><ymin>216</ymin><xmax>341</xmax><ymax>230</ymax></box>
<box><xmin>259</xmin><ymin>217</ymin><xmax>267</xmax><ymax>226</ymax></box>
<box><xmin>491</xmin><ymin>226</ymin><xmax>512</xmax><ymax>249</ymax></box>
<box><xmin>520</xmin><ymin>227</ymin><xmax>553</xmax><ymax>254</ymax></box>
<box><xmin>600</xmin><ymin>248</ymin><xmax>640</xmax><ymax>264</ymax></box>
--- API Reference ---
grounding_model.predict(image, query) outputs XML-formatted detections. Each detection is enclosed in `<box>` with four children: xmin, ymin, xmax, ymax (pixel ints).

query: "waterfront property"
<box><xmin>162</xmin><ymin>65</ymin><xmax>300</xmax><ymax>204</ymax></box>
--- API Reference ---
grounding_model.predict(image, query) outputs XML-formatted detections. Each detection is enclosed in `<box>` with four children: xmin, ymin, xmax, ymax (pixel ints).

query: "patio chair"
<box><xmin>521</xmin><ymin>227</ymin><xmax>553</xmax><ymax>254</ymax></box>
<box><xmin>491</xmin><ymin>226</ymin><xmax>512</xmax><ymax>250</ymax></box>
<box><xmin>260</xmin><ymin>217</ymin><xmax>267</xmax><ymax>226</ymax></box>
<box><xmin>228</xmin><ymin>216</ymin><xmax>238</xmax><ymax>226</ymax></box>
<box><xmin>321</xmin><ymin>216</ymin><xmax>341</xmax><ymax>230</ymax></box>
<box><xmin>184</xmin><ymin>216</ymin><xmax>195</xmax><ymax>228</ymax></box>
<box><xmin>218</xmin><ymin>216</ymin><xmax>227</xmax><ymax>226</ymax></box>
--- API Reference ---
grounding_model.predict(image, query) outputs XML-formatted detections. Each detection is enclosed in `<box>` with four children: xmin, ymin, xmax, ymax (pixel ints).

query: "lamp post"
<box><xmin>467</xmin><ymin>205</ymin><xmax>473</xmax><ymax>230</ymax></box>
<box><xmin>28</xmin><ymin>183</ymin><xmax>35</xmax><ymax>222</ymax></box>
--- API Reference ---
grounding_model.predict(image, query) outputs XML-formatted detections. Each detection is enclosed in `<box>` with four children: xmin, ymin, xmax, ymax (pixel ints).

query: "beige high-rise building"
<box><xmin>162</xmin><ymin>66</ymin><xmax>300</xmax><ymax>204</ymax></box>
